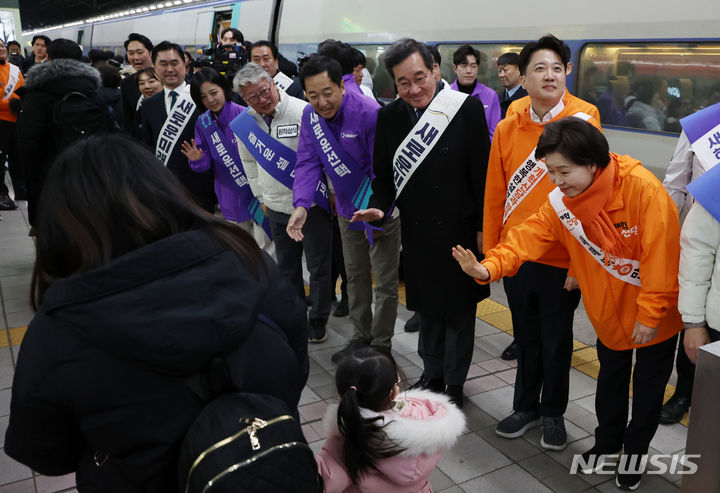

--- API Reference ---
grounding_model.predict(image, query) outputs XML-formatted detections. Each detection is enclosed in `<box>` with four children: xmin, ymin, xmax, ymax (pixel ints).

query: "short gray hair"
<box><xmin>233</xmin><ymin>62</ymin><xmax>273</xmax><ymax>96</ymax></box>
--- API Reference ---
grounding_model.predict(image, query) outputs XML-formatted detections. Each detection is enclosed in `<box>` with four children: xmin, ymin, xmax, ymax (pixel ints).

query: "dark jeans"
<box><xmin>0</xmin><ymin>120</ymin><xmax>25</xmax><ymax>198</ymax></box>
<box><xmin>267</xmin><ymin>206</ymin><xmax>332</xmax><ymax>322</ymax></box>
<box><xmin>504</xmin><ymin>261</ymin><xmax>581</xmax><ymax>417</ymax></box>
<box><xmin>418</xmin><ymin>304</ymin><xmax>477</xmax><ymax>386</ymax></box>
<box><xmin>595</xmin><ymin>334</ymin><xmax>678</xmax><ymax>454</ymax></box>
<box><xmin>673</xmin><ymin>326</ymin><xmax>720</xmax><ymax>399</ymax></box>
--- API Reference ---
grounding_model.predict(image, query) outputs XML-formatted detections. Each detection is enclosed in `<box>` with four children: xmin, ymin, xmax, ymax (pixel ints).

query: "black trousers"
<box><xmin>503</xmin><ymin>261</ymin><xmax>581</xmax><ymax>417</ymax></box>
<box><xmin>418</xmin><ymin>303</ymin><xmax>477</xmax><ymax>386</ymax></box>
<box><xmin>329</xmin><ymin>215</ymin><xmax>347</xmax><ymax>301</ymax></box>
<box><xmin>0</xmin><ymin>120</ymin><xmax>25</xmax><ymax>198</ymax></box>
<box><xmin>595</xmin><ymin>334</ymin><xmax>678</xmax><ymax>454</ymax></box>
<box><xmin>673</xmin><ymin>326</ymin><xmax>720</xmax><ymax>399</ymax></box>
<box><xmin>267</xmin><ymin>206</ymin><xmax>332</xmax><ymax>322</ymax></box>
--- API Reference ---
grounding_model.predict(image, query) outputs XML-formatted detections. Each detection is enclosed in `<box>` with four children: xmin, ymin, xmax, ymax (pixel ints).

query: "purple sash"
<box><xmin>198</xmin><ymin>111</ymin><xmax>272</xmax><ymax>239</ymax></box>
<box><xmin>302</xmin><ymin>105</ymin><xmax>383</xmax><ymax>244</ymax></box>
<box><xmin>230</xmin><ymin>109</ymin><xmax>330</xmax><ymax>212</ymax></box>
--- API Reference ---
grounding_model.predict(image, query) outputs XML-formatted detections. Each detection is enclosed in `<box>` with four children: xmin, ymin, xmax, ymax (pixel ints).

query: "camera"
<box><xmin>197</xmin><ymin>43</ymin><xmax>246</xmax><ymax>80</ymax></box>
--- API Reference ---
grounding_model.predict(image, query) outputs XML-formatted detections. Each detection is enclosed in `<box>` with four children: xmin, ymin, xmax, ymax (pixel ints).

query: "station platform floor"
<box><xmin>0</xmin><ymin>199</ymin><xmax>688</xmax><ymax>492</ymax></box>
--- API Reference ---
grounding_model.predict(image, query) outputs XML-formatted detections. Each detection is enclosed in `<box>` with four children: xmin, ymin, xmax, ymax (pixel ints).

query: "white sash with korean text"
<box><xmin>502</xmin><ymin>111</ymin><xmax>593</xmax><ymax>224</ymax></box>
<box><xmin>155</xmin><ymin>93</ymin><xmax>196</xmax><ymax>166</ymax></box>
<box><xmin>3</xmin><ymin>63</ymin><xmax>20</xmax><ymax>100</ymax></box>
<box><xmin>549</xmin><ymin>187</ymin><xmax>641</xmax><ymax>286</ymax></box>
<box><xmin>392</xmin><ymin>87</ymin><xmax>467</xmax><ymax>197</ymax></box>
<box><xmin>273</xmin><ymin>71</ymin><xmax>294</xmax><ymax>92</ymax></box>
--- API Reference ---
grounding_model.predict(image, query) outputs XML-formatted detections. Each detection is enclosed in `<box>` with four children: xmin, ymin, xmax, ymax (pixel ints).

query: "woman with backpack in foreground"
<box><xmin>4</xmin><ymin>134</ymin><xmax>310</xmax><ymax>491</ymax></box>
<box><xmin>315</xmin><ymin>348</ymin><xmax>465</xmax><ymax>492</ymax></box>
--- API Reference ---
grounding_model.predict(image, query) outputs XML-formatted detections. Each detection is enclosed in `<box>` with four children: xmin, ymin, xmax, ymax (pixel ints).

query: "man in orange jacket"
<box><xmin>454</xmin><ymin>117</ymin><xmax>681</xmax><ymax>490</ymax></box>
<box><xmin>0</xmin><ymin>39</ymin><xmax>25</xmax><ymax>210</ymax></box>
<box><xmin>482</xmin><ymin>35</ymin><xmax>601</xmax><ymax>451</ymax></box>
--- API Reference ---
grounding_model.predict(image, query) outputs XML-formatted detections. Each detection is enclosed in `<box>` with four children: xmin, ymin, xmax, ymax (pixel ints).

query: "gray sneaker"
<box><xmin>540</xmin><ymin>416</ymin><xmax>567</xmax><ymax>451</ymax></box>
<box><xmin>495</xmin><ymin>410</ymin><xmax>541</xmax><ymax>438</ymax></box>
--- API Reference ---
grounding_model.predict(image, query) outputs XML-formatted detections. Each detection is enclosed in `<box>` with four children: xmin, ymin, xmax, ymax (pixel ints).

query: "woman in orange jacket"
<box><xmin>453</xmin><ymin>117</ymin><xmax>682</xmax><ymax>491</ymax></box>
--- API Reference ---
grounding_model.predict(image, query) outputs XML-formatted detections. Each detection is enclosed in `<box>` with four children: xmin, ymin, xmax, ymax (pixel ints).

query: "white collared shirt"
<box><xmin>163</xmin><ymin>81</ymin><xmax>189</xmax><ymax>115</ymax></box>
<box><xmin>529</xmin><ymin>91</ymin><xmax>566</xmax><ymax>123</ymax></box>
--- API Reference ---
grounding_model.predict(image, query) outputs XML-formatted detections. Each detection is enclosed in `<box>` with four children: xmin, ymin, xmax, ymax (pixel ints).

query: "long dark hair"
<box><xmin>335</xmin><ymin>347</ymin><xmax>405</xmax><ymax>484</ymax></box>
<box><xmin>31</xmin><ymin>134</ymin><xmax>264</xmax><ymax>309</ymax></box>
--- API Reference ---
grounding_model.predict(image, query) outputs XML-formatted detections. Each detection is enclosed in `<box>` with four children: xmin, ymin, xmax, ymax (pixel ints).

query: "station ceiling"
<box><xmin>20</xmin><ymin>0</ymin><xmax>147</xmax><ymax>30</ymax></box>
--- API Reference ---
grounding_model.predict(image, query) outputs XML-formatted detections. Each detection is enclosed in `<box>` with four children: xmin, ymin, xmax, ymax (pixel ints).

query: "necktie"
<box><xmin>263</xmin><ymin>114</ymin><xmax>273</xmax><ymax>131</ymax></box>
<box><xmin>415</xmin><ymin>108</ymin><xmax>425</xmax><ymax>121</ymax></box>
<box><xmin>504</xmin><ymin>90</ymin><xmax>510</xmax><ymax>102</ymax></box>
<box><xmin>169</xmin><ymin>90</ymin><xmax>178</xmax><ymax>109</ymax></box>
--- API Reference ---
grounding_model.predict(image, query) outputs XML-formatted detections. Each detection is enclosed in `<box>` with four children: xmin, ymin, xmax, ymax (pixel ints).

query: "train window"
<box><xmin>436</xmin><ymin>43</ymin><xmax>525</xmax><ymax>94</ymax></box>
<box><xmin>578</xmin><ymin>43</ymin><xmax>720</xmax><ymax>134</ymax></box>
<box><xmin>351</xmin><ymin>44</ymin><xmax>396</xmax><ymax>101</ymax></box>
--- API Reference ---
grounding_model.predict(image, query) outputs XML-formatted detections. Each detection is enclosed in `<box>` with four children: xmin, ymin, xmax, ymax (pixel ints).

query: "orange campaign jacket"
<box><xmin>0</xmin><ymin>61</ymin><xmax>24</xmax><ymax>123</ymax></box>
<box><xmin>483</xmin><ymin>93</ymin><xmax>601</xmax><ymax>269</ymax></box>
<box><xmin>480</xmin><ymin>154</ymin><xmax>683</xmax><ymax>351</ymax></box>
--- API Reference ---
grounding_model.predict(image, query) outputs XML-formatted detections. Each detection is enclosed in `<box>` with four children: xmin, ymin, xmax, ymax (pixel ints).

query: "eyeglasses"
<box><xmin>245</xmin><ymin>86</ymin><xmax>273</xmax><ymax>105</ymax></box>
<box><xmin>396</xmin><ymin>73</ymin><xmax>431</xmax><ymax>92</ymax></box>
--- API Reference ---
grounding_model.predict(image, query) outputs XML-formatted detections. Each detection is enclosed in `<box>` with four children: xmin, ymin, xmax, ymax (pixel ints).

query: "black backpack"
<box><xmin>52</xmin><ymin>91</ymin><xmax>117</xmax><ymax>149</ymax></box>
<box><xmin>178</xmin><ymin>392</ymin><xmax>321</xmax><ymax>493</ymax></box>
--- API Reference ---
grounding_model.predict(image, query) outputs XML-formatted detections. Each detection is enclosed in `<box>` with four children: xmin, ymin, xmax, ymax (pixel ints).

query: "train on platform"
<box><xmin>21</xmin><ymin>0</ymin><xmax>720</xmax><ymax>179</ymax></box>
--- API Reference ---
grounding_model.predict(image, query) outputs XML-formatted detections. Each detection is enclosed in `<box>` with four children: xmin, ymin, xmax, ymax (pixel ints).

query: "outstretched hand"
<box><xmin>451</xmin><ymin>245</ymin><xmax>490</xmax><ymax>281</ymax></box>
<box><xmin>351</xmin><ymin>208</ymin><xmax>384</xmax><ymax>223</ymax></box>
<box><xmin>180</xmin><ymin>139</ymin><xmax>203</xmax><ymax>161</ymax></box>
<box><xmin>286</xmin><ymin>207</ymin><xmax>308</xmax><ymax>242</ymax></box>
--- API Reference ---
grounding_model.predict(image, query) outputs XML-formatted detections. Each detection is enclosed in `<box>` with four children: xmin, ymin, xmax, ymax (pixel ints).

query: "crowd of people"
<box><xmin>0</xmin><ymin>27</ymin><xmax>718</xmax><ymax>493</ymax></box>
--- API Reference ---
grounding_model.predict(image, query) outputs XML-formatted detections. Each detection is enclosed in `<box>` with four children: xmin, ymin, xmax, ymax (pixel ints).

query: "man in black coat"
<box><xmin>20</xmin><ymin>35</ymin><xmax>50</xmax><ymax>74</ymax></box>
<box><xmin>16</xmin><ymin>38</ymin><xmax>98</xmax><ymax>226</ymax></box>
<box><xmin>141</xmin><ymin>41</ymin><xmax>214</xmax><ymax>212</ymax></box>
<box><xmin>497</xmin><ymin>52</ymin><xmax>528</xmax><ymax>119</ymax></box>
<box><xmin>120</xmin><ymin>33</ymin><xmax>154</xmax><ymax>134</ymax></box>
<box><xmin>353</xmin><ymin>39</ymin><xmax>491</xmax><ymax>407</ymax></box>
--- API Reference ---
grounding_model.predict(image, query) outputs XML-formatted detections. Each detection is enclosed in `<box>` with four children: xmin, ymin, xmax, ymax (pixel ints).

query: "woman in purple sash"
<box><xmin>181</xmin><ymin>68</ymin><xmax>258</xmax><ymax>234</ymax></box>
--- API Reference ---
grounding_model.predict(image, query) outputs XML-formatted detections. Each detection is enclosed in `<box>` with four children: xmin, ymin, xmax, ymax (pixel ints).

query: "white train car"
<box><xmin>23</xmin><ymin>0</ymin><xmax>720</xmax><ymax>178</ymax></box>
<box><xmin>277</xmin><ymin>0</ymin><xmax>720</xmax><ymax>179</ymax></box>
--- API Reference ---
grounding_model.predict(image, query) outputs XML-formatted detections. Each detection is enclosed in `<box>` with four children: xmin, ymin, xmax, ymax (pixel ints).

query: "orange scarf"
<box><xmin>562</xmin><ymin>157</ymin><xmax>624</xmax><ymax>263</ymax></box>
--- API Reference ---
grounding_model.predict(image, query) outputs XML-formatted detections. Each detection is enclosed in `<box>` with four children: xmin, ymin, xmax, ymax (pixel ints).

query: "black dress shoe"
<box><xmin>409</xmin><ymin>375</ymin><xmax>444</xmax><ymax>392</ymax></box>
<box><xmin>333</xmin><ymin>297</ymin><xmax>348</xmax><ymax>317</ymax></box>
<box><xmin>501</xmin><ymin>341</ymin><xmax>518</xmax><ymax>360</ymax></box>
<box><xmin>660</xmin><ymin>394</ymin><xmax>690</xmax><ymax>424</ymax></box>
<box><xmin>0</xmin><ymin>194</ymin><xmax>17</xmax><ymax>211</ymax></box>
<box><xmin>445</xmin><ymin>385</ymin><xmax>464</xmax><ymax>408</ymax></box>
<box><xmin>404</xmin><ymin>313</ymin><xmax>421</xmax><ymax>333</ymax></box>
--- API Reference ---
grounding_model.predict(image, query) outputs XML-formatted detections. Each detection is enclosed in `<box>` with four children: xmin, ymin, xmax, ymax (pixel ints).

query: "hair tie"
<box><xmin>349</xmin><ymin>386</ymin><xmax>358</xmax><ymax>392</ymax></box>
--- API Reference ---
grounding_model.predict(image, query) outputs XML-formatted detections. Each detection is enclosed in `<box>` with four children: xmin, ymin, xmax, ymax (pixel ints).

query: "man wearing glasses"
<box><xmin>353</xmin><ymin>39</ymin><xmax>491</xmax><ymax>408</ymax></box>
<box><xmin>233</xmin><ymin>62</ymin><xmax>333</xmax><ymax>344</ymax></box>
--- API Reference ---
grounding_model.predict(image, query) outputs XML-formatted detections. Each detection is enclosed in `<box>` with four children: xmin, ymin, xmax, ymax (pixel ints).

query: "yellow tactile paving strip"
<box><xmin>5</xmin><ymin>283</ymin><xmax>687</xmax><ymax>426</ymax></box>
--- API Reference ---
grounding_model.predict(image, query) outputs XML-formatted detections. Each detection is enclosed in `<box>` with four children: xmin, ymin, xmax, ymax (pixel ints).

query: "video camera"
<box><xmin>195</xmin><ymin>33</ymin><xmax>246</xmax><ymax>80</ymax></box>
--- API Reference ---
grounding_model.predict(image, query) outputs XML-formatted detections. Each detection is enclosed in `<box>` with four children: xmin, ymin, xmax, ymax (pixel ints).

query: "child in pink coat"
<box><xmin>315</xmin><ymin>348</ymin><xmax>466</xmax><ymax>493</ymax></box>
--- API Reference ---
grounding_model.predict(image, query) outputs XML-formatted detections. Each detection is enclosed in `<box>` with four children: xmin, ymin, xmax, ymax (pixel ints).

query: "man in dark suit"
<box><xmin>141</xmin><ymin>41</ymin><xmax>214</xmax><ymax>212</ymax></box>
<box><xmin>120</xmin><ymin>33</ymin><xmax>154</xmax><ymax>134</ymax></box>
<box><xmin>353</xmin><ymin>39</ymin><xmax>491</xmax><ymax>407</ymax></box>
<box><xmin>497</xmin><ymin>52</ymin><xmax>528</xmax><ymax>119</ymax></box>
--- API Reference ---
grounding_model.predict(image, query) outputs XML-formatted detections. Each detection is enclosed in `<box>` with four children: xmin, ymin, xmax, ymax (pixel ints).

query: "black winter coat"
<box><xmin>4</xmin><ymin>230</ymin><xmax>309</xmax><ymax>492</ymax></box>
<box><xmin>16</xmin><ymin>58</ymin><xmax>102</xmax><ymax>225</ymax></box>
<box><xmin>369</xmin><ymin>84</ymin><xmax>491</xmax><ymax>314</ymax></box>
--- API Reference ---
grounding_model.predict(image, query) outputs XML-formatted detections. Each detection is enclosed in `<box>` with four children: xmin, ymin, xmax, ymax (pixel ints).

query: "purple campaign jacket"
<box><xmin>451</xmin><ymin>79</ymin><xmax>501</xmax><ymax>139</ymax></box>
<box><xmin>293</xmin><ymin>89</ymin><xmax>380</xmax><ymax>220</ymax></box>
<box><xmin>188</xmin><ymin>101</ymin><xmax>249</xmax><ymax>222</ymax></box>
